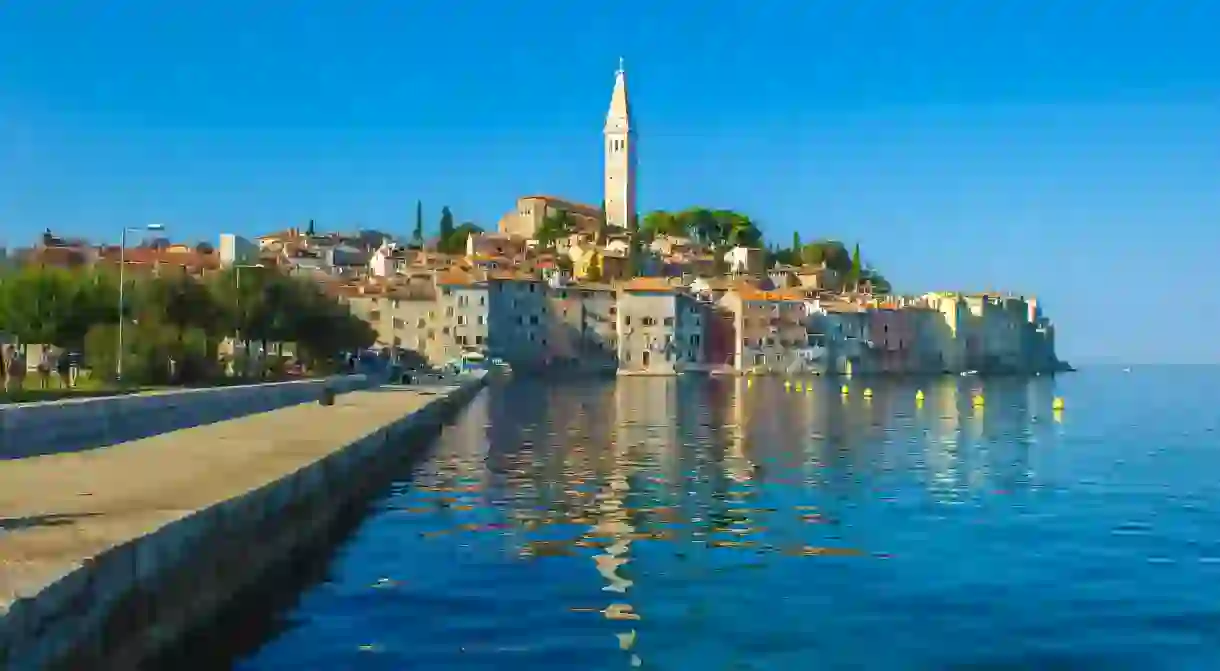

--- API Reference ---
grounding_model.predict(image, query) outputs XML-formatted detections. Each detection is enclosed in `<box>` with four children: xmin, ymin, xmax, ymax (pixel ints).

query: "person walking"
<box><xmin>0</xmin><ymin>344</ymin><xmax>10</xmax><ymax>394</ymax></box>
<box><xmin>37</xmin><ymin>348</ymin><xmax>52</xmax><ymax>389</ymax></box>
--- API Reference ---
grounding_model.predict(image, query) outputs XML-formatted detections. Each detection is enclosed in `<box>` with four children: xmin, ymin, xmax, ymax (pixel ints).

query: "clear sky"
<box><xmin>2</xmin><ymin>1</ymin><xmax>1218</xmax><ymax>364</ymax></box>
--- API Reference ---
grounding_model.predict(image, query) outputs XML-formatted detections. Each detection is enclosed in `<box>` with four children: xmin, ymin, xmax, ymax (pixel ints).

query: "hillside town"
<box><xmin>0</xmin><ymin>62</ymin><xmax>1063</xmax><ymax>378</ymax></box>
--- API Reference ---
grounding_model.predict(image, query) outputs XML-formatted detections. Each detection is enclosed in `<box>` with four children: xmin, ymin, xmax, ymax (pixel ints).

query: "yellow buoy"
<box><xmin>863</xmin><ymin>388</ymin><xmax>873</xmax><ymax>398</ymax></box>
<box><xmin>972</xmin><ymin>394</ymin><xmax>985</xmax><ymax>407</ymax></box>
<box><xmin>784</xmin><ymin>380</ymin><xmax>792</xmax><ymax>390</ymax></box>
<box><xmin>1053</xmin><ymin>408</ymin><xmax>1063</xmax><ymax>423</ymax></box>
<box><xmin>841</xmin><ymin>384</ymin><xmax>849</xmax><ymax>395</ymax></box>
<box><xmin>915</xmin><ymin>390</ymin><xmax>925</xmax><ymax>401</ymax></box>
<box><xmin>1052</xmin><ymin>397</ymin><xmax>1065</xmax><ymax>410</ymax></box>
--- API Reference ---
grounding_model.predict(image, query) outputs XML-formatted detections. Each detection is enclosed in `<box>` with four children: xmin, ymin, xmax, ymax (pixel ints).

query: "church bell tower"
<box><xmin>604</xmin><ymin>58</ymin><xmax>636</xmax><ymax>231</ymax></box>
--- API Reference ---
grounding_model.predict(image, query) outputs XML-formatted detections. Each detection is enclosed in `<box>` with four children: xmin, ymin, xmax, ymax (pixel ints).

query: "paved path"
<box><xmin>0</xmin><ymin>385</ymin><xmax>459</xmax><ymax>613</ymax></box>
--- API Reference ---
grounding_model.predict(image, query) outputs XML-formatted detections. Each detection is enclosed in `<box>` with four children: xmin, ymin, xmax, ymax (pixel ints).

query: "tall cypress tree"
<box><xmin>413</xmin><ymin>200</ymin><xmax>424</xmax><ymax>243</ymax></box>
<box><xmin>438</xmin><ymin>206</ymin><xmax>455</xmax><ymax>252</ymax></box>
<box><xmin>850</xmin><ymin>243</ymin><xmax>862</xmax><ymax>290</ymax></box>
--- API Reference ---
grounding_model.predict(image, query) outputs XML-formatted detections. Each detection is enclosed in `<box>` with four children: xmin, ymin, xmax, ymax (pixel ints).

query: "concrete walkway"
<box><xmin>0</xmin><ymin>385</ymin><xmax>458</xmax><ymax>614</ymax></box>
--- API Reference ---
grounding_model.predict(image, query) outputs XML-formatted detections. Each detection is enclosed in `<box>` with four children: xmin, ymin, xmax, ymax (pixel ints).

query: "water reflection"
<box><xmin>238</xmin><ymin>375</ymin><xmax>1092</xmax><ymax>669</ymax></box>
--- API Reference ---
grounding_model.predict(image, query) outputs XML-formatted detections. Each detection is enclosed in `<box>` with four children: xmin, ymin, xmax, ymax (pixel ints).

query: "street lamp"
<box><xmin>116</xmin><ymin>223</ymin><xmax>165</xmax><ymax>384</ymax></box>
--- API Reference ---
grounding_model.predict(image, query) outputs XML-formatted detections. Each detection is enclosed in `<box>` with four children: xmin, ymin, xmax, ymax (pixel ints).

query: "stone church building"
<box><xmin>497</xmin><ymin>59</ymin><xmax>637</xmax><ymax>238</ymax></box>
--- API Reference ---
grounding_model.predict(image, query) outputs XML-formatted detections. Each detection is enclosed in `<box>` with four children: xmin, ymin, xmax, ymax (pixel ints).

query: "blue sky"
<box><xmin>2</xmin><ymin>1</ymin><xmax>1218</xmax><ymax>364</ymax></box>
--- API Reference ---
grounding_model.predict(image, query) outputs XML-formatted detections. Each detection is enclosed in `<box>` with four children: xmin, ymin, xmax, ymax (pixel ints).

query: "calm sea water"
<box><xmin>233</xmin><ymin>367</ymin><xmax>1220</xmax><ymax>670</ymax></box>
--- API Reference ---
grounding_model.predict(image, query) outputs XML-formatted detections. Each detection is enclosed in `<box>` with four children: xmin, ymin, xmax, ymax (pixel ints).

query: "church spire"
<box><xmin>605</xmin><ymin>57</ymin><xmax>632</xmax><ymax>131</ymax></box>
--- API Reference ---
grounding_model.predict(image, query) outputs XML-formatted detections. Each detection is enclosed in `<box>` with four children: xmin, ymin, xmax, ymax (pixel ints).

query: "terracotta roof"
<box><xmin>98</xmin><ymin>247</ymin><xmax>220</xmax><ymax>270</ymax></box>
<box><xmin>519</xmin><ymin>195</ymin><xmax>603</xmax><ymax>218</ymax></box>
<box><xmin>487</xmin><ymin>270</ymin><xmax>541</xmax><ymax>282</ymax></box>
<box><xmin>821</xmin><ymin>301</ymin><xmax>864</xmax><ymax>314</ymax></box>
<box><xmin>26</xmin><ymin>246</ymin><xmax>92</xmax><ymax>267</ymax></box>
<box><xmin>258</xmin><ymin>229</ymin><xmax>302</xmax><ymax>241</ymax></box>
<box><xmin>620</xmin><ymin>277</ymin><xmax>679</xmax><ymax>293</ymax></box>
<box><xmin>736</xmin><ymin>286</ymin><xmax>809</xmax><ymax>302</ymax></box>
<box><xmin>435</xmin><ymin>269</ymin><xmax>478</xmax><ymax>286</ymax></box>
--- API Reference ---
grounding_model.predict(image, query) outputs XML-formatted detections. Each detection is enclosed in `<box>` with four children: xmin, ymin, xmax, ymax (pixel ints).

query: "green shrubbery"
<box><xmin>0</xmin><ymin>264</ymin><xmax>375</xmax><ymax>385</ymax></box>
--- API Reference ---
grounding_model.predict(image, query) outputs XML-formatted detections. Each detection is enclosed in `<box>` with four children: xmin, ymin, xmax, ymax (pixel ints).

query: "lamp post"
<box><xmin>116</xmin><ymin>223</ymin><xmax>165</xmax><ymax>384</ymax></box>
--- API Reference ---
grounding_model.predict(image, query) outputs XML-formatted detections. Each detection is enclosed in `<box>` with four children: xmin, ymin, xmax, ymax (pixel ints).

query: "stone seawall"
<box><xmin>0</xmin><ymin>375</ymin><xmax>371</xmax><ymax>459</ymax></box>
<box><xmin>0</xmin><ymin>377</ymin><xmax>484</xmax><ymax>671</ymax></box>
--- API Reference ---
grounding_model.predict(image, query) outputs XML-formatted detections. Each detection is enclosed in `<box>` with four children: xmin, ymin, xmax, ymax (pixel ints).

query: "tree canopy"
<box><xmin>0</xmin><ymin>264</ymin><xmax>375</xmax><ymax>384</ymax></box>
<box><xmin>639</xmin><ymin>208</ymin><xmax>763</xmax><ymax>249</ymax></box>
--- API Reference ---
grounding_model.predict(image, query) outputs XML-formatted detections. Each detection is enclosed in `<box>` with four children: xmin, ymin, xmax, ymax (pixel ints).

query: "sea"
<box><xmin>207</xmin><ymin>366</ymin><xmax>1220</xmax><ymax>670</ymax></box>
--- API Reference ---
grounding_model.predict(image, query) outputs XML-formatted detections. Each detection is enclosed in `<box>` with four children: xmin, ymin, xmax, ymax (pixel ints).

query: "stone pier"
<box><xmin>0</xmin><ymin>376</ymin><xmax>484</xmax><ymax>670</ymax></box>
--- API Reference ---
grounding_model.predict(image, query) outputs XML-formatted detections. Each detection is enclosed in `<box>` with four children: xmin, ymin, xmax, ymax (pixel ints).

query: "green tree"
<box><xmin>438</xmin><ymin>206</ymin><xmax>455</xmax><ymax>251</ymax></box>
<box><xmin>536</xmin><ymin>210</ymin><xmax>576</xmax><ymax>249</ymax></box>
<box><xmin>449</xmin><ymin>222</ymin><xmax>484</xmax><ymax>255</ymax></box>
<box><xmin>792</xmin><ymin>231</ymin><xmax>801</xmax><ymax>255</ymax></box>
<box><xmin>641</xmin><ymin>210</ymin><xmax>684</xmax><ymax>242</ymax></box>
<box><xmin>848</xmin><ymin>243</ymin><xmax>862</xmax><ymax>290</ymax></box>
<box><xmin>413</xmin><ymin>200</ymin><xmax>424</xmax><ymax>244</ymax></box>
<box><xmin>596</xmin><ymin>201</ymin><xmax>610</xmax><ymax>244</ymax></box>
<box><xmin>306</xmin><ymin>219</ymin><xmax>316</xmax><ymax>236</ymax></box>
<box><xmin>0</xmin><ymin>265</ymin><xmax>81</xmax><ymax>346</ymax></box>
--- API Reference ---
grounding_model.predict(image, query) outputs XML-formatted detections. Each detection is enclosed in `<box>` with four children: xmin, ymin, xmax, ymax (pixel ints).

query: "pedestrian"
<box><xmin>10</xmin><ymin>349</ymin><xmax>26</xmax><ymax>391</ymax></box>
<box><xmin>36</xmin><ymin>348</ymin><xmax>51</xmax><ymax>389</ymax></box>
<box><xmin>0</xmin><ymin>344</ymin><xmax>10</xmax><ymax>394</ymax></box>
<box><xmin>56</xmin><ymin>350</ymin><xmax>71</xmax><ymax>389</ymax></box>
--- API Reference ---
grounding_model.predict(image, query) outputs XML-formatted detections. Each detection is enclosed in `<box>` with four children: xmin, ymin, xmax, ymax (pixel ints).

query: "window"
<box><xmin>754</xmin><ymin>354</ymin><xmax>765</xmax><ymax>366</ymax></box>
<box><xmin>479</xmin><ymin>296</ymin><xmax>486</xmax><ymax>306</ymax></box>
<box><xmin>446</xmin><ymin>307</ymin><xmax>454</xmax><ymax>317</ymax></box>
<box><xmin>393</xmin><ymin>318</ymin><xmax>405</xmax><ymax>329</ymax></box>
<box><xmin>477</xmin><ymin>316</ymin><xmax>485</xmax><ymax>325</ymax></box>
<box><xmin>642</xmin><ymin>351</ymin><xmax>651</xmax><ymax>366</ymax></box>
<box><xmin>369</xmin><ymin>310</ymin><xmax>381</xmax><ymax>320</ymax></box>
<box><xmin>442</xmin><ymin>327</ymin><xmax>450</xmax><ymax>335</ymax></box>
<box><xmin>457</xmin><ymin>316</ymin><xmax>467</xmax><ymax>326</ymax></box>
<box><xmin>663</xmin><ymin>317</ymin><xmax>674</xmax><ymax>327</ymax></box>
<box><xmin>642</xmin><ymin>317</ymin><xmax>656</xmax><ymax>326</ymax></box>
<box><xmin>416</xmin><ymin>318</ymin><xmax>426</xmax><ymax>328</ymax></box>
<box><xmin>529</xmin><ymin>315</ymin><xmax>539</xmax><ymax>325</ymax></box>
<box><xmin>624</xmin><ymin>316</ymin><xmax>631</xmax><ymax>325</ymax></box>
<box><xmin>476</xmin><ymin>335</ymin><xmax>484</xmax><ymax>345</ymax></box>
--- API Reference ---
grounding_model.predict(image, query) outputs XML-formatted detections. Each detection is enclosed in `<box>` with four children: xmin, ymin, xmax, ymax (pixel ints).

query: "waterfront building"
<box><xmin>616</xmin><ymin>278</ymin><xmax>702</xmax><ymax>374</ymax></box>
<box><xmin>719</xmin><ymin>288</ymin><xmax>812</xmax><ymax>374</ymax></box>
<box><xmin>434</xmin><ymin>270</ymin><xmax>490</xmax><ymax>364</ymax></box>
<box><xmin>809</xmin><ymin>299</ymin><xmax>870</xmax><ymax>375</ymax></box>
<box><xmin>487</xmin><ymin>273</ymin><xmax>550</xmax><ymax>370</ymax></box>
<box><xmin>867</xmin><ymin>301</ymin><xmax>916</xmax><ymax>374</ymax></box>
